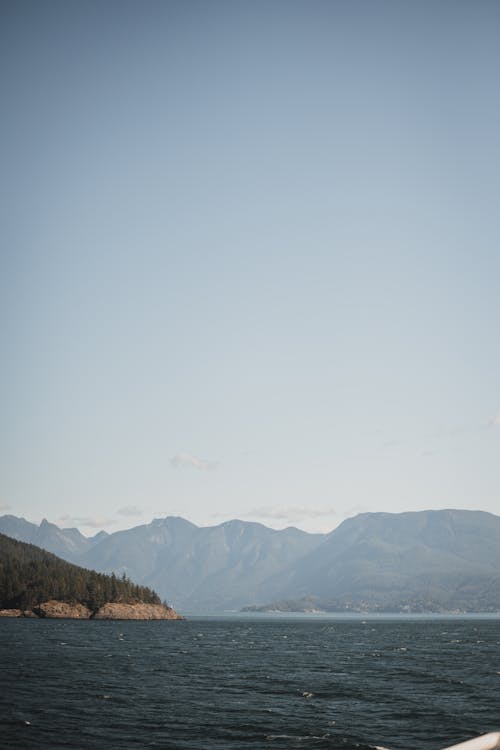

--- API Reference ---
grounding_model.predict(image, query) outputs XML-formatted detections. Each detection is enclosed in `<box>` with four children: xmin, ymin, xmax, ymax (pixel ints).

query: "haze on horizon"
<box><xmin>1</xmin><ymin>0</ymin><xmax>499</xmax><ymax>537</ymax></box>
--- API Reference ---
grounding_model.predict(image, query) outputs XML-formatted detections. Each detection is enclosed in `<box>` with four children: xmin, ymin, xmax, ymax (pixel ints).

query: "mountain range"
<box><xmin>1</xmin><ymin>509</ymin><xmax>500</xmax><ymax>613</ymax></box>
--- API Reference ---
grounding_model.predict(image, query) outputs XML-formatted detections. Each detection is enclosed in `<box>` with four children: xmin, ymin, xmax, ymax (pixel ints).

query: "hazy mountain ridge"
<box><xmin>0</xmin><ymin>515</ymin><xmax>108</xmax><ymax>562</ymax></box>
<box><xmin>250</xmin><ymin>510</ymin><xmax>500</xmax><ymax>612</ymax></box>
<box><xmin>1</xmin><ymin>510</ymin><xmax>499</xmax><ymax>612</ymax></box>
<box><xmin>81</xmin><ymin>517</ymin><xmax>325</xmax><ymax>611</ymax></box>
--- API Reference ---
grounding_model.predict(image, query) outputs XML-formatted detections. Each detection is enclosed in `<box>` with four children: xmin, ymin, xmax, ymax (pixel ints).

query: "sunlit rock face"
<box><xmin>92</xmin><ymin>602</ymin><xmax>183</xmax><ymax>620</ymax></box>
<box><xmin>32</xmin><ymin>600</ymin><xmax>92</xmax><ymax>618</ymax></box>
<box><xmin>0</xmin><ymin>601</ymin><xmax>183</xmax><ymax>619</ymax></box>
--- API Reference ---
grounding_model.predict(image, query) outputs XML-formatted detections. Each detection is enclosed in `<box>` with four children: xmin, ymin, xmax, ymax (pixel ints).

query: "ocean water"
<box><xmin>1</xmin><ymin>616</ymin><xmax>499</xmax><ymax>750</ymax></box>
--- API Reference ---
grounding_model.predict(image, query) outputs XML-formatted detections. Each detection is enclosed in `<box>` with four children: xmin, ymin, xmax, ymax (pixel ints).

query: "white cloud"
<box><xmin>383</xmin><ymin>439</ymin><xmax>401</xmax><ymax>448</ymax></box>
<box><xmin>58</xmin><ymin>514</ymin><xmax>116</xmax><ymax>529</ymax></box>
<box><xmin>490</xmin><ymin>412</ymin><xmax>500</xmax><ymax>427</ymax></box>
<box><xmin>170</xmin><ymin>452</ymin><xmax>218</xmax><ymax>471</ymax></box>
<box><xmin>243</xmin><ymin>505</ymin><xmax>337</xmax><ymax>524</ymax></box>
<box><xmin>342</xmin><ymin>505</ymin><xmax>369</xmax><ymax>518</ymax></box>
<box><xmin>117</xmin><ymin>505</ymin><xmax>144</xmax><ymax>517</ymax></box>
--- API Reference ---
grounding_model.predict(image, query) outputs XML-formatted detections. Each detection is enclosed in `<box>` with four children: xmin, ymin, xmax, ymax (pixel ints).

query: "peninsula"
<box><xmin>0</xmin><ymin>533</ymin><xmax>182</xmax><ymax>620</ymax></box>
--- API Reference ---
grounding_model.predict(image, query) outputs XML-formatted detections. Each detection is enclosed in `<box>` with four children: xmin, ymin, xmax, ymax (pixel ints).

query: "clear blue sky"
<box><xmin>1</xmin><ymin>0</ymin><xmax>499</xmax><ymax>535</ymax></box>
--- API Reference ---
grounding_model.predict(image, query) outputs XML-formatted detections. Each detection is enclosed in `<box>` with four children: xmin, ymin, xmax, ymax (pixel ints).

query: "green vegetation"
<box><xmin>0</xmin><ymin>533</ymin><xmax>161</xmax><ymax>611</ymax></box>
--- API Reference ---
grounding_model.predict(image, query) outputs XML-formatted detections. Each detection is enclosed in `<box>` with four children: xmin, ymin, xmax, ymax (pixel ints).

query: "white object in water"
<box><xmin>442</xmin><ymin>733</ymin><xmax>500</xmax><ymax>750</ymax></box>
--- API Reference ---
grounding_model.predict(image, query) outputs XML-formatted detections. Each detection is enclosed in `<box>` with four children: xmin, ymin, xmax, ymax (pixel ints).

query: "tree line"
<box><xmin>0</xmin><ymin>533</ymin><xmax>161</xmax><ymax>611</ymax></box>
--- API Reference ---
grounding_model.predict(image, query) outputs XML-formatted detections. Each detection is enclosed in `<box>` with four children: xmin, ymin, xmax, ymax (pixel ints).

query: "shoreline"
<box><xmin>0</xmin><ymin>600</ymin><xmax>183</xmax><ymax>620</ymax></box>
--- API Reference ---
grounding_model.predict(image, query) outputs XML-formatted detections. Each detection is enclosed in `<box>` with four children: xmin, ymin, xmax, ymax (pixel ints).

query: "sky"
<box><xmin>1</xmin><ymin>0</ymin><xmax>499</xmax><ymax>536</ymax></box>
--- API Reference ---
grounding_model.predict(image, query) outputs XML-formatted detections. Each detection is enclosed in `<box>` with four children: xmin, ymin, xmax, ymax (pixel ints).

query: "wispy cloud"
<box><xmin>170</xmin><ymin>452</ymin><xmax>218</xmax><ymax>471</ymax></box>
<box><xmin>434</xmin><ymin>425</ymin><xmax>463</xmax><ymax>438</ymax></box>
<box><xmin>489</xmin><ymin>412</ymin><xmax>500</xmax><ymax>427</ymax></box>
<box><xmin>343</xmin><ymin>505</ymin><xmax>369</xmax><ymax>518</ymax></box>
<box><xmin>117</xmin><ymin>505</ymin><xmax>144</xmax><ymax>517</ymax></box>
<box><xmin>0</xmin><ymin>503</ymin><xmax>11</xmax><ymax>512</ymax></box>
<box><xmin>242</xmin><ymin>505</ymin><xmax>337</xmax><ymax>524</ymax></box>
<box><xmin>58</xmin><ymin>514</ymin><xmax>116</xmax><ymax>529</ymax></box>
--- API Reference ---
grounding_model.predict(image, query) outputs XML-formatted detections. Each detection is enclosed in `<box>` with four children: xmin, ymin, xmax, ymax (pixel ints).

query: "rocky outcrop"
<box><xmin>0</xmin><ymin>608</ymin><xmax>44</xmax><ymax>617</ymax></box>
<box><xmin>33</xmin><ymin>600</ymin><xmax>92</xmax><ymax>618</ymax></box>
<box><xmin>92</xmin><ymin>602</ymin><xmax>182</xmax><ymax>620</ymax></box>
<box><xmin>0</xmin><ymin>601</ymin><xmax>183</xmax><ymax>619</ymax></box>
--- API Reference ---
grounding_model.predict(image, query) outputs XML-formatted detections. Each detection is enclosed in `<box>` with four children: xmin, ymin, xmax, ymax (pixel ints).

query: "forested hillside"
<box><xmin>0</xmin><ymin>533</ymin><xmax>161</xmax><ymax>611</ymax></box>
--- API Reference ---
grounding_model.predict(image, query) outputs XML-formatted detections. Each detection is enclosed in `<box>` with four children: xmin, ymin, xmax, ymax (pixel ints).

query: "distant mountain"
<box><xmin>80</xmin><ymin>517</ymin><xmax>325</xmax><ymax>612</ymax></box>
<box><xmin>249</xmin><ymin>510</ymin><xmax>500</xmax><ymax>612</ymax></box>
<box><xmin>1</xmin><ymin>509</ymin><xmax>500</xmax><ymax>612</ymax></box>
<box><xmin>0</xmin><ymin>515</ymin><xmax>107</xmax><ymax>562</ymax></box>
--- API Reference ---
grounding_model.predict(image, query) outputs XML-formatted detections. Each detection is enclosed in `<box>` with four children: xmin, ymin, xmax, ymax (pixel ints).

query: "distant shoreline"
<box><xmin>179</xmin><ymin>610</ymin><xmax>500</xmax><ymax>620</ymax></box>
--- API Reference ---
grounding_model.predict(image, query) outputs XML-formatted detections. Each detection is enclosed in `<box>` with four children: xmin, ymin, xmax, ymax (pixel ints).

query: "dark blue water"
<box><xmin>1</xmin><ymin>617</ymin><xmax>499</xmax><ymax>750</ymax></box>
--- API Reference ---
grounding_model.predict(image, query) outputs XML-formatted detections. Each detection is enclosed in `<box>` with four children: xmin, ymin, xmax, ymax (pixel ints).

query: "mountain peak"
<box><xmin>150</xmin><ymin>516</ymin><xmax>199</xmax><ymax>530</ymax></box>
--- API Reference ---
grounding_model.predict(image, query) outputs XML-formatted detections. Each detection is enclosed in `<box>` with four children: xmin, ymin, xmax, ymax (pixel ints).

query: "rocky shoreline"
<box><xmin>0</xmin><ymin>600</ymin><xmax>183</xmax><ymax>620</ymax></box>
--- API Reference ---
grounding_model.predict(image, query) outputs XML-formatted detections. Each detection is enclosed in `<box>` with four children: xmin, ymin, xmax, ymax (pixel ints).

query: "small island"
<box><xmin>0</xmin><ymin>533</ymin><xmax>182</xmax><ymax>620</ymax></box>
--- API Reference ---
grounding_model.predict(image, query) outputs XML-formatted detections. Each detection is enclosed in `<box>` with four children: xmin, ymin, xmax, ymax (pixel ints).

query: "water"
<box><xmin>1</xmin><ymin>616</ymin><xmax>499</xmax><ymax>750</ymax></box>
